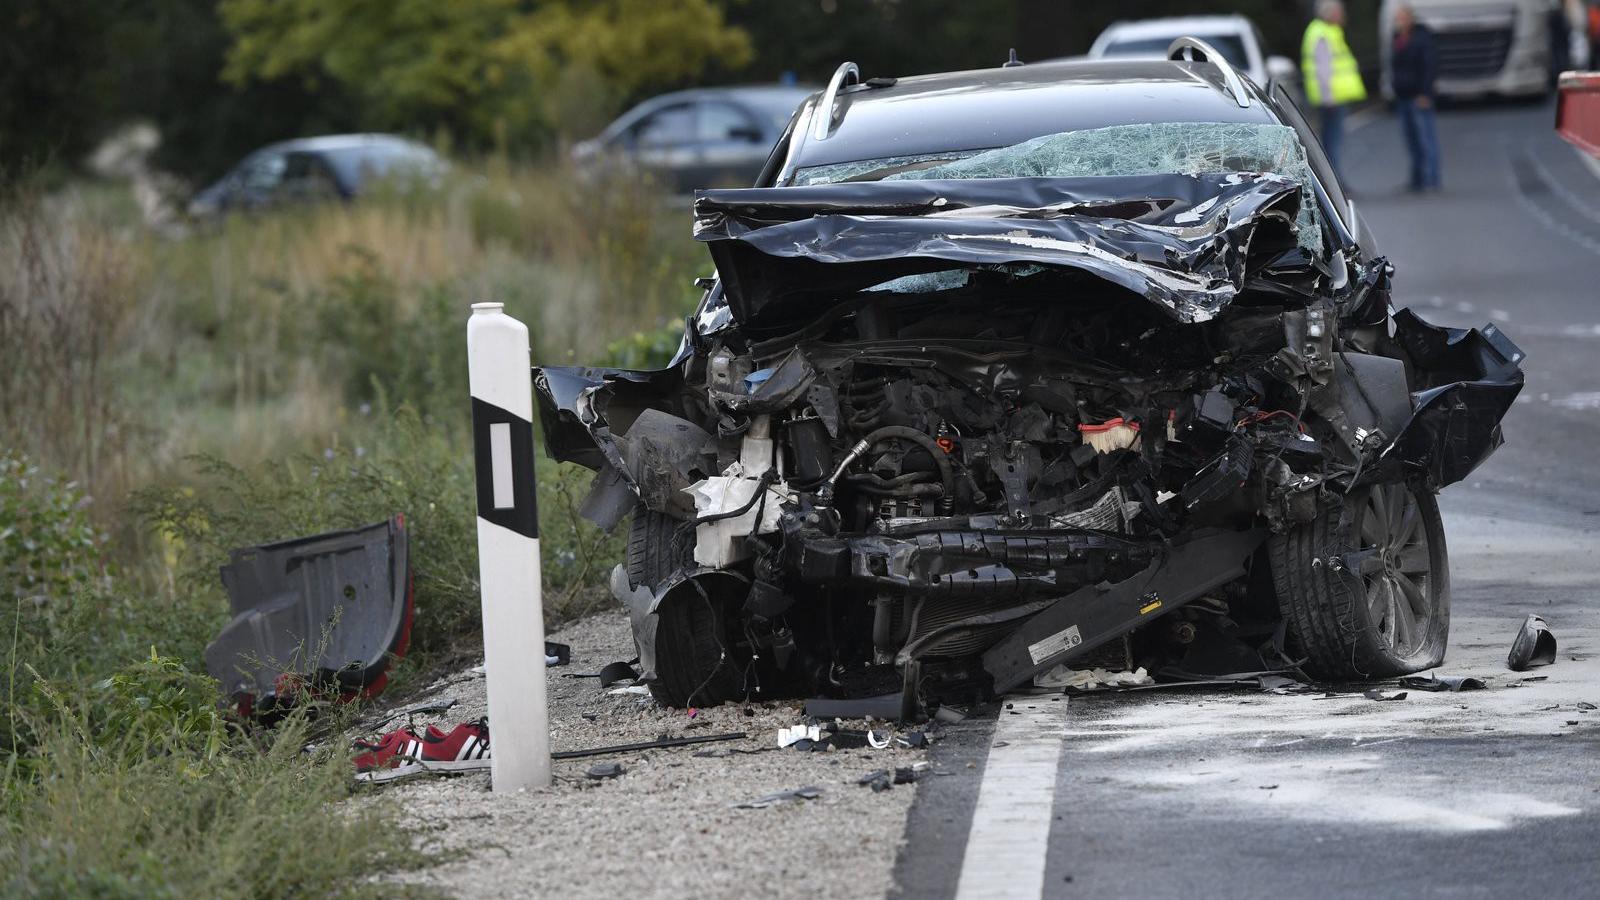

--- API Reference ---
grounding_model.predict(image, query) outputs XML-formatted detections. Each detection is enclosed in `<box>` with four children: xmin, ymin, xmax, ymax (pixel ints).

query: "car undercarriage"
<box><xmin>536</xmin><ymin>127</ymin><xmax>1523</xmax><ymax>716</ymax></box>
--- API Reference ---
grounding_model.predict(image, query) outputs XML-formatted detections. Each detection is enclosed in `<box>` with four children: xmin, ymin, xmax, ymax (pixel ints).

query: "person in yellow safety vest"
<box><xmin>1302</xmin><ymin>0</ymin><xmax>1368</xmax><ymax>179</ymax></box>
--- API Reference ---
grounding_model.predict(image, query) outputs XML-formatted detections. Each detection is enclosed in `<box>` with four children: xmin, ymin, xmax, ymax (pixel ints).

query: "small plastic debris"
<box><xmin>731</xmin><ymin>786</ymin><xmax>823</xmax><ymax>809</ymax></box>
<box><xmin>1578</xmin><ymin>702</ymin><xmax>1597</xmax><ymax>711</ymax></box>
<box><xmin>778</xmin><ymin>724</ymin><xmax>822</xmax><ymax>748</ymax></box>
<box><xmin>858</xmin><ymin>769</ymin><xmax>893</xmax><ymax>791</ymax></box>
<box><xmin>1035</xmin><ymin>665</ymin><xmax>1153</xmax><ymax>690</ymax></box>
<box><xmin>867</xmin><ymin>729</ymin><xmax>893</xmax><ymax>750</ymax></box>
<box><xmin>586</xmin><ymin>762</ymin><xmax>624</xmax><ymax>780</ymax></box>
<box><xmin>607</xmin><ymin>685</ymin><xmax>651</xmax><ymax>696</ymax></box>
<box><xmin>825</xmin><ymin>728</ymin><xmax>871</xmax><ymax>750</ymax></box>
<box><xmin>1508</xmin><ymin>615</ymin><xmax>1558</xmax><ymax>671</ymax></box>
<box><xmin>1398</xmin><ymin>674</ymin><xmax>1486</xmax><ymax>692</ymax></box>
<box><xmin>1363</xmin><ymin>689</ymin><xmax>1408</xmax><ymax>701</ymax></box>
<box><xmin>895</xmin><ymin>731</ymin><xmax>929</xmax><ymax>749</ymax></box>
<box><xmin>597</xmin><ymin>661</ymin><xmax>641</xmax><ymax>687</ymax></box>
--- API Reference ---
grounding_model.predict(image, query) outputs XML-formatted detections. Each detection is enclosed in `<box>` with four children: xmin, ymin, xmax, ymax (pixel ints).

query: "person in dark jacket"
<box><xmin>1391</xmin><ymin>4</ymin><xmax>1441</xmax><ymax>191</ymax></box>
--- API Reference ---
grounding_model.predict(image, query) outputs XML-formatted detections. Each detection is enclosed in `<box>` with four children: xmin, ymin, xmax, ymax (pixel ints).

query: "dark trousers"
<box><xmin>1319</xmin><ymin>105</ymin><xmax>1347</xmax><ymax>179</ymax></box>
<box><xmin>1397</xmin><ymin>98</ymin><xmax>1441</xmax><ymax>189</ymax></box>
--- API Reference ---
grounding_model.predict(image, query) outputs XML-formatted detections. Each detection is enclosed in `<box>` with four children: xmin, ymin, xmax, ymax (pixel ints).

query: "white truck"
<box><xmin>1379</xmin><ymin>0</ymin><xmax>1578</xmax><ymax>100</ymax></box>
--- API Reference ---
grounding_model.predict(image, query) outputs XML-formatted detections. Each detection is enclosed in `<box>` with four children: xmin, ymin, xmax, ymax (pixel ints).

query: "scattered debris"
<box><xmin>1508</xmin><ymin>615</ymin><xmax>1558</xmax><ymax>671</ymax></box>
<box><xmin>472</xmin><ymin>641</ymin><xmax>570</xmax><ymax>675</ymax></box>
<box><xmin>1363</xmin><ymin>689</ymin><xmax>1409</xmax><ymax>702</ymax></box>
<box><xmin>1578</xmin><ymin>702</ymin><xmax>1597</xmax><ymax>711</ymax></box>
<box><xmin>731</xmin><ymin>786</ymin><xmax>823</xmax><ymax>810</ymax></box>
<box><xmin>1399</xmin><ymin>674</ymin><xmax>1486</xmax><ymax>692</ymax></box>
<box><xmin>586</xmin><ymin>762</ymin><xmax>624</xmax><ymax>780</ymax></box>
<box><xmin>895</xmin><ymin>731</ymin><xmax>929</xmax><ymax>749</ymax></box>
<box><xmin>205</xmin><ymin>517</ymin><xmax>412</xmax><ymax>717</ymax></box>
<box><xmin>551</xmin><ymin>732</ymin><xmax>747</xmax><ymax>760</ymax></box>
<box><xmin>1036</xmin><ymin>666</ymin><xmax>1154</xmax><ymax>690</ymax></box>
<box><xmin>934</xmin><ymin>706</ymin><xmax>969</xmax><ymax>724</ymax></box>
<box><xmin>608</xmin><ymin>685</ymin><xmax>652</xmax><ymax>696</ymax></box>
<box><xmin>858</xmin><ymin>770</ymin><xmax>893</xmax><ymax>792</ymax></box>
<box><xmin>867</xmin><ymin>729</ymin><xmax>893</xmax><ymax>750</ymax></box>
<box><xmin>778</xmin><ymin>725</ymin><xmax>822</xmax><ymax>749</ymax></box>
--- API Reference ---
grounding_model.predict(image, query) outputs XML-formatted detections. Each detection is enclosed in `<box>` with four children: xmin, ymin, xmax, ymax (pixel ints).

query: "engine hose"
<box><xmin>844</xmin><ymin>471</ymin><xmax>930</xmax><ymax>488</ymax></box>
<box><xmin>822</xmin><ymin>425</ymin><xmax>955</xmax><ymax>513</ymax></box>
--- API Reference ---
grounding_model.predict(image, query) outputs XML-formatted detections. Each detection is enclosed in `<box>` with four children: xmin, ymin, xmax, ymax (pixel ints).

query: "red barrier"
<box><xmin>1557</xmin><ymin>71</ymin><xmax>1600</xmax><ymax>157</ymax></box>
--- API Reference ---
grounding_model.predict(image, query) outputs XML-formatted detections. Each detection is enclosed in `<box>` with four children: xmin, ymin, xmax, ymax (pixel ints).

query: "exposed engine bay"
<box><xmin>536</xmin><ymin>168</ymin><xmax>1523</xmax><ymax>714</ymax></box>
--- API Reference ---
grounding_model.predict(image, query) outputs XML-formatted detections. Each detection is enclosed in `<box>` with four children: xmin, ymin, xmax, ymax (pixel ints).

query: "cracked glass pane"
<box><xmin>794</xmin><ymin>123</ymin><xmax>1324</xmax><ymax>254</ymax></box>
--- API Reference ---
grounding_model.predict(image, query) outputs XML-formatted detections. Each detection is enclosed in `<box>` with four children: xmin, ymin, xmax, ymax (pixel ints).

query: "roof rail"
<box><xmin>1167</xmin><ymin>37</ymin><xmax>1251</xmax><ymax>109</ymax></box>
<box><xmin>811</xmin><ymin>62</ymin><xmax>861</xmax><ymax>141</ymax></box>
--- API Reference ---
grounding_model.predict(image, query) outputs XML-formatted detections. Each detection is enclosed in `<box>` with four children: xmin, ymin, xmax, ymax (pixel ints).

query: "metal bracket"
<box><xmin>812</xmin><ymin>61</ymin><xmax>861</xmax><ymax>141</ymax></box>
<box><xmin>1168</xmin><ymin>37</ymin><xmax>1252</xmax><ymax>109</ymax></box>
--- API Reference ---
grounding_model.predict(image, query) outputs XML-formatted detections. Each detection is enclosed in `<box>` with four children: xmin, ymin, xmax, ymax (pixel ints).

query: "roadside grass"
<box><xmin>0</xmin><ymin>158</ymin><xmax>698</xmax><ymax>895</ymax></box>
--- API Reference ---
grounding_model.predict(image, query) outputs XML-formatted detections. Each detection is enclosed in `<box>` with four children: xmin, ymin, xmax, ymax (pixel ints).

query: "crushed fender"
<box><xmin>204</xmin><ymin>517</ymin><xmax>412</xmax><ymax>717</ymax></box>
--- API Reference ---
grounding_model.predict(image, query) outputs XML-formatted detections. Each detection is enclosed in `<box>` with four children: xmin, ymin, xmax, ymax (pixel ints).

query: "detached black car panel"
<box><xmin>535</xmin><ymin>57</ymin><xmax>1522</xmax><ymax>713</ymax></box>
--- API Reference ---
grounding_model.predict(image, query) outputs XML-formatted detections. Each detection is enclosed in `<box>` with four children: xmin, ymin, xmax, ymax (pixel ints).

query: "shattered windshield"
<box><xmin>793</xmin><ymin>122</ymin><xmax>1324</xmax><ymax>256</ymax></box>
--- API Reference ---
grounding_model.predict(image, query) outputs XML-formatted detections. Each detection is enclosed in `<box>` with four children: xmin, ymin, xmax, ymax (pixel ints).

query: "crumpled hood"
<box><xmin>693</xmin><ymin>173</ymin><xmax>1312</xmax><ymax>327</ymax></box>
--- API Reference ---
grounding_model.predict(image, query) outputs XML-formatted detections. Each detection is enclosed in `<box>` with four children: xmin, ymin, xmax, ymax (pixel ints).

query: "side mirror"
<box><xmin>1267</xmin><ymin>55</ymin><xmax>1298</xmax><ymax>85</ymax></box>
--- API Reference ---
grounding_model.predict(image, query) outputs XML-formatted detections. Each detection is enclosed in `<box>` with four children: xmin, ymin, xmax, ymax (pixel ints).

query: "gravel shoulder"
<box><xmin>360</xmin><ymin>611</ymin><xmax>929</xmax><ymax>900</ymax></box>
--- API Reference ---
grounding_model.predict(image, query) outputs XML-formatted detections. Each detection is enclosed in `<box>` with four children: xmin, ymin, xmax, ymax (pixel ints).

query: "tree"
<box><xmin>218</xmin><ymin>0</ymin><xmax>753</xmax><ymax>150</ymax></box>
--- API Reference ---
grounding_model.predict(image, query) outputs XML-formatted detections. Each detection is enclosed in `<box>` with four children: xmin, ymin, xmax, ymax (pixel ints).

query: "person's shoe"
<box><xmin>352</xmin><ymin>728</ymin><xmax>428</xmax><ymax>783</ymax></box>
<box><xmin>417</xmin><ymin>718</ymin><xmax>491</xmax><ymax>773</ymax></box>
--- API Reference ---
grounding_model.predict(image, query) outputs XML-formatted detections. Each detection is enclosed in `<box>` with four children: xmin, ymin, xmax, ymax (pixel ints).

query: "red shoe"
<box><xmin>353</xmin><ymin>728</ymin><xmax>427</xmax><ymax>783</ymax></box>
<box><xmin>417</xmin><ymin>718</ymin><xmax>491</xmax><ymax>774</ymax></box>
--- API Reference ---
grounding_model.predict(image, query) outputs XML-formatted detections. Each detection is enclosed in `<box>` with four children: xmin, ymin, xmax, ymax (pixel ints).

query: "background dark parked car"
<box><xmin>572</xmin><ymin>85</ymin><xmax>813</xmax><ymax>193</ymax></box>
<box><xmin>188</xmin><ymin>134</ymin><xmax>444</xmax><ymax>218</ymax></box>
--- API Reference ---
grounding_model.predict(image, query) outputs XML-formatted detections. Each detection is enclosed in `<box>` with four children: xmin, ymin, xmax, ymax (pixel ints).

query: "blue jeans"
<box><xmin>1319</xmin><ymin>105</ymin><xmax>1347</xmax><ymax>180</ymax></box>
<box><xmin>1397</xmin><ymin>98</ymin><xmax>1441</xmax><ymax>189</ymax></box>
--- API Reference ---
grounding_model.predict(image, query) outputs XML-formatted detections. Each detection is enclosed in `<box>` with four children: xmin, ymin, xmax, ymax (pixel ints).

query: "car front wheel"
<box><xmin>1270</xmin><ymin>481</ymin><xmax>1450</xmax><ymax>679</ymax></box>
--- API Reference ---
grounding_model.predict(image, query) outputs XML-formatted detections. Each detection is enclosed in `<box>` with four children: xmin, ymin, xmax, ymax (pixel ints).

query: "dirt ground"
<box><xmin>360</xmin><ymin>612</ymin><xmax>938</xmax><ymax>900</ymax></box>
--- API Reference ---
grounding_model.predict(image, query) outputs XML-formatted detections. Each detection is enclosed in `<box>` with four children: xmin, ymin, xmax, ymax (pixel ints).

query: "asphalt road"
<box><xmin>893</xmin><ymin>101</ymin><xmax>1600</xmax><ymax>900</ymax></box>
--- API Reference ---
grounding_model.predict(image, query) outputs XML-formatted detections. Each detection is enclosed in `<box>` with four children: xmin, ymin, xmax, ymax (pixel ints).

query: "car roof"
<box><xmin>1096</xmin><ymin>15</ymin><xmax>1253</xmax><ymax>41</ymax></box>
<box><xmin>782</xmin><ymin>58</ymin><xmax>1279</xmax><ymax>174</ymax></box>
<box><xmin>250</xmin><ymin>134</ymin><xmax>434</xmax><ymax>158</ymax></box>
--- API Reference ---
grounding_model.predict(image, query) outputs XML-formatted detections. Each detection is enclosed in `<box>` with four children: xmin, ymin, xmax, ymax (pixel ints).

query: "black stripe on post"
<box><xmin>471</xmin><ymin>396</ymin><xmax>540</xmax><ymax>539</ymax></box>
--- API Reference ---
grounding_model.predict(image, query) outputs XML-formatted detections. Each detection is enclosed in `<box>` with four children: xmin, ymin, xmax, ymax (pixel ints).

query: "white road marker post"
<box><xmin>467</xmin><ymin>301</ymin><xmax>551</xmax><ymax>792</ymax></box>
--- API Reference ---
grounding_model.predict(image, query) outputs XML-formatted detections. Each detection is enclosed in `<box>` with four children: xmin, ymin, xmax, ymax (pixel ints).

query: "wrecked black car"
<box><xmin>536</xmin><ymin>52</ymin><xmax>1523</xmax><ymax>711</ymax></box>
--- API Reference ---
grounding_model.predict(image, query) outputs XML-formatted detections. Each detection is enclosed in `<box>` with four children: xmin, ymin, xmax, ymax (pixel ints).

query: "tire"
<box><xmin>626</xmin><ymin>507</ymin><xmax>747</xmax><ymax>708</ymax></box>
<box><xmin>1269</xmin><ymin>481</ymin><xmax>1450</xmax><ymax>680</ymax></box>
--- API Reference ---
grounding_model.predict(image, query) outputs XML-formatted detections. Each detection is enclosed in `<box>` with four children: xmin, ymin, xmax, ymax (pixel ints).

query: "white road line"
<box><xmin>954</xmin><ymin>700</ymin><xmax>1071</xmax><ymax>900</ymax></box>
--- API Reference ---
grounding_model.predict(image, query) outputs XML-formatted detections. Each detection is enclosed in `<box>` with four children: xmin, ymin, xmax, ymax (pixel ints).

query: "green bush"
<box><xmin>0</xmin><ymin>450</ymin><xmax>109</xmax><ymax>606</ymax></box>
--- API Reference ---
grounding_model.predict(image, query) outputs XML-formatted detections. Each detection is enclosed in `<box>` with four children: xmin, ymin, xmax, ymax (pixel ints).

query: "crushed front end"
<box><xmin>536</xmin><ymin>128</ymin><xmax>1522</xmax><ymax>712</ymax></box>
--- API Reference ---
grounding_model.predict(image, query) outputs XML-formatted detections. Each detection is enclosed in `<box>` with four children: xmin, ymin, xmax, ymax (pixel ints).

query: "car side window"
<box><xmin>1271</xmin><ymin>84</ymin><xmax>1350</xmax><ymax>223</ymax></box>
<box><xmin>282</xmin><ymin>152</ymin><xmax>341</xmax><ymax>199</ymax></box>
<box><xmin>634</xmin><ymin>104</ymin><xmax>695</xmax><ymax>148</ymax></box>
<box><xmin>240</xmin><ymin>153</ymin><xmax>287</xmax><ymax>194</ymax></box>
<box><xmin>700</xmin><ymin>102</ymin><xmax>761</xmax><ymax>143</ymax></box>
